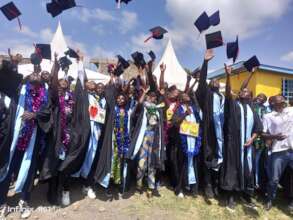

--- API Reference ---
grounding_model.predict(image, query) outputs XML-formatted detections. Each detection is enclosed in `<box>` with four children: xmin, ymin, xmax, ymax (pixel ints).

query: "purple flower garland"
<box><xmin>16</xmin><ymin>82</ymin><xmax>48</xmax><ymax>151</ymax></box>
<box><xmin>114</xmin><ymin>106</ymin><xmax>130</xmax><ymax>156</ymax></box>
<box><xmin>59</xmin><ymin>91</ymin><xmax>73</xmax><ymax>151</ymax></box>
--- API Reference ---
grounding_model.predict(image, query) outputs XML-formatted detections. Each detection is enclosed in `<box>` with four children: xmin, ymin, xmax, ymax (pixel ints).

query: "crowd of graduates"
<box><xmin>0</xmin><ymin>48</ymin><xmax>292</xmax><ymax>219</ymax></box>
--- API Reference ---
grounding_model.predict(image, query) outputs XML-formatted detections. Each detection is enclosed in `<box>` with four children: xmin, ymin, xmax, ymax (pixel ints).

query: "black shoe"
<box><xmin>152</xmin><ymin>189</ymin><xmax>161</xmax><ymax>197</ymax></box>
<box><xmin>204</xmin><ymin>185</ymin><xmax>214</xmax><ymax>199</ymax></box>
<box><xmin>105</xmin><ymin>188</ymin><xmax>113</xmax><ymax>198</ymax></box>
<box><xmin>265</xmin><ymin>200</ymin><xmax>272</xmax><ymax>211</ymax></box>
<box><xmin>240</xmin><ymin>196</ymin><xmax>258</xmax><ymax>210</ymax></box>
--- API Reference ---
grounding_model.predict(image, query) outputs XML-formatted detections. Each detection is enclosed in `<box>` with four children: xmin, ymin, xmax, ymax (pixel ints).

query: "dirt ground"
<box><xmin>4</xmin><ymin>180</ymin><xmax>293</xmax><ymax>220</ymax></box>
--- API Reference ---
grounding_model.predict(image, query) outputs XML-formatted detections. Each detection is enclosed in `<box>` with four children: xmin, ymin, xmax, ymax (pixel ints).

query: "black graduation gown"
<box><xmin>94</xmin><ymin>84</ymin><xmax>119</xmax><ymax>184</ymax></box>
<box><xmin>0</xmin><ymin>93</ymin><xmax>16</xmax><ymax>169</ymax></box>
<box><xmin>220</xmin><ymin>97</ymin><xmax>262</xmax><ymax>193</ymax></box>
<box><xmin>126</xmin><ymin>103</ymin><xmax>166</xmax><ymax>171</ymax></box>
<box><xmin>58</xmin><ymin>79</ymin><xmax>91</xmax><ymax>175</ymax></box>
<box><xmin>195</xmin><ymin>60</ymin><xmax>219</xmax><ymax>169</ymax></box>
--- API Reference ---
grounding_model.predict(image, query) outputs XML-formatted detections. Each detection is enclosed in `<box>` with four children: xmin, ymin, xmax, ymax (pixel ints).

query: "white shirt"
<box><xmin>263</xmin><ymin>107</ymin><xmax>293</xmax><ymax>153</ymax></box>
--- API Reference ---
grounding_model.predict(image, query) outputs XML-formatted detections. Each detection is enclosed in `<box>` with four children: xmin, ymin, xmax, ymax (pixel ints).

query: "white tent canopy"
<box><xmin>153</xmin><ymin>39</ymin><xmax>187</xmax><ymax>90</ymax></box>
<box><xmin>18</xmin><ymin>22</ymin><xmax>110</xmax><ymax>84</ymax></box>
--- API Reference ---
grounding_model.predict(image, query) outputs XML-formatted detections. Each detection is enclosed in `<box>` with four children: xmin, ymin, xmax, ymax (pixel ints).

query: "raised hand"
<box><xmin>224</xmin><ymin>63</ymin><xmax>232</xmax><ymax>75</ymax></box>
<box><xmin>160</xmin><ymin>63</ymin><xmax>166</xmax><ymax>72</ymax></box>
<box><xmin>204</xmin><ymin>49</ymin><xmax>214</xmax><ymax>61</ymax></box>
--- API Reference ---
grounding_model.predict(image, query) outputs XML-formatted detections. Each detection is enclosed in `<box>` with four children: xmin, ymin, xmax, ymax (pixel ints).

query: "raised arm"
<box><xmin>159</xmin><ymin>63</ymin><xmax>166</xmax><ymax>90</ymax></box>
<box><xmin>184</xmin><ymin>75</ymin><xmax>192</xmax><ymax>93</ymax></box>
<box><xmin>195</xmin><ymin>49</ymin><xmax>214</xmax><ymax>107</ymax></box>
<box><xmin>146</xmin><ymin>61</ymin><xmax>157</xmax><ymax>92</ymax></box>
<box><xmin>50</xmin><ymin>53</ymin><xmax>60</xmax><ymax>96</ymax></box>
<box><xmin>224</xmin><ymin>64</ymin><xmax>232</xmax><ymax>99</ymax></box>
<box><xmin>240</xmin><ymin>70</ymin><xmax>255</xmax><ymax>90</ymax></box>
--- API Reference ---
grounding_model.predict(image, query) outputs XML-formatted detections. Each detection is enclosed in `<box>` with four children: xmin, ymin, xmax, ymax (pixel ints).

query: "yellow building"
<box><xmin>208</xmin><ymin>62</ymin><xmax>293</xmax><ymax>99</ymax></box>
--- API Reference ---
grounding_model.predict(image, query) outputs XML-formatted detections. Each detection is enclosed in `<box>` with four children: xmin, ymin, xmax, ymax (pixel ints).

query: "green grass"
<box><xmin>122</xmin><ymin>187</ymin><xmax>292</xmax><ymax>220</ymax></box>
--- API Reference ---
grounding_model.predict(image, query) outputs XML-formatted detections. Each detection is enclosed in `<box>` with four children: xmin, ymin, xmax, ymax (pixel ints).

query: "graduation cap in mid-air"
<box><xmin>131</xmin><ymin>51</ymin><xmax>146</xmax><ymax>68</ymax></box>
<box><xmin>113</xmin><ymin>64</ymin><xmax>125</xmax><ymax>76</ymax></box>
<box><xmin>148</xmin><ymin>51</ymin><xmax>156</xmax><ymax>61</ymax></box>
<box><xmin>65</xmin><ymin>48</ymin><xmax>79</xmax><ymax>59</ymax></box>
<box><xmin>35</xmin><ymin>44</ymin><xmax>52</xmax><ymax>60</ymax></box>
<box><xmin>59</xmin><ymin>56</ymin><xmax>72</xmax><ymax>71</ymax></box>
<box><xmin>194</xmin><ymin>10</ymin><xmax>220</xmax><ymax>33</ymax></box>
<box><xmin>205</xmin><ymin>31</ymin><xmax>224</xmax><ymax>49</ymax></box>
<box><xmin>117</xmin><ymin>55</ymin><xmax>130</xmax><ymax>69</ymax></box>
<box><xmin>116</xmin><ymin>0</ymin><xmax>133</xmax><ymax>9</ymax></box>
<box><xmin>226</xmin><ymin>36</ymin><xmax>239</xmax><ymax>63</ymax></box>
<box><xmin>47</xmin><ymin>0</ymin><xmax>77</xmax><ymax>18</ymax></box>
<box><xmin>0</xmin><ymin>2</ymin><xmax>22</xmax><ymax>30</ymax></box>
<box><xmin>243</xmin><ymin>56</ymin><xmax>260</xmax><ymax>72</ymax></box>
<box><xmin>144</xmin><ymin>26</ymin><xmax>168</xmax><ymax>43</ymax></box>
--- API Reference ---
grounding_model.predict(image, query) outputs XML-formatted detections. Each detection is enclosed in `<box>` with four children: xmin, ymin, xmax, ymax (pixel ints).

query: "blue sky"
<box><xmin>1</xmin><ymin>0</ymin><xmax>293</xmax><ymax>72</ymax></box>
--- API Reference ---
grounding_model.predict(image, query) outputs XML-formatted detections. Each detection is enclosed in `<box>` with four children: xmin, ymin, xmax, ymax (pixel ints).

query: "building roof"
<box><xmin>208</xmin><ymin>61</ymin><xmax>293</xmax><ymax>79</ymax></box>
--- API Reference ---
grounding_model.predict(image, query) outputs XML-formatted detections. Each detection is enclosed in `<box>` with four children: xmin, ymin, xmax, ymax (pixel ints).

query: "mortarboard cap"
<box><xmin>205</xmin><ymin>31</ymin><xmax>223</xmax><ymax>49</ymax></box>
<box><xmin>144</xmin><ymin>26</ymin><xmax>168</xmax><ymax>43</ymax></box>
<box><xmin>117</xmin><ymin>55</ymin><xmax>130</xmax><ymax>69</ymax></box>
<box><xmin>47</xmin><ymin>0</ymin><xmax>77</xmax><ymax>18</ymax></box>
<box><xmin>116</xmin><ymin>0</ymin><xmax>132</xmax><ymax>9</ymax></box>
<box><xmin>35</xmin><ymin>44</ymin><xmax>51</xmax><ymax>60</ymax></box>
<box><xmin>113</xmin><ymin>64</ymin><xmax>125</xmax><ymax>76</ymax></box>
<box><xmin>243</xmin><ymin>56</ymin><xmax>260</xmax><ymax>72</ymax></box>
<box><xmin>59</xmin><ymin>56</ymin><xmax>72</xmax><ymax>71</ymax></box>
<box><xmin>209</xmin><ymin>10</ymin><xmax>220</xmax><ymax>26</ymax></box>
<box><xmin>65</xmin><ymin>48</ymin><xmax>79</xmax><ymax>59</ymax></box>
<box><xmin>226</xmin><ymin>36</ymin><xmax>239</xmax><ymax>63</ymax></box>
<box><xmin>0</xmin><ymin>2</ymin><xmax>22</xmax><ymax>29</ymax></box>
<box><xmin>148</xmin><ymin>51</ymin><xmax>156</xmax><ymax>61</ymax></box>
<box><xmin>131</xmin><ymin>51</ymin><xmax>146</xmax><ymax>68</ymax></box>
<box><xmin>194</xmin><ymin>12</ymin><xmax>210</xmax><ymax>33</ymax></box>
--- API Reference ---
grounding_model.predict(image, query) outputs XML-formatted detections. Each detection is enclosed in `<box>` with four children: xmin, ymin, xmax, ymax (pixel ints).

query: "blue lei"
<box><xmin>178</xmin><ymin>105</ymin><xmax>202</xmax><ymax>157</ymax></box>
<box><xmin>114</xmin><ymin>106</ymin><xmax>130</xmax><ymax>156</ymax></box>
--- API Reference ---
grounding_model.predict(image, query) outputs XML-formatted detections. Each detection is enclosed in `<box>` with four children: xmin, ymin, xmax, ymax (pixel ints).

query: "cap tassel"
<box><xmin>144</xmin><ymin>35</ymin><xmax>153</xmax><ymax>43</ymax></box>
<box><xmin>117</xmin><ymin>0</ymin><xmax>121</xmax><ymax>9</ymax></box>
<box><xmin>16</xmin><ymin>17</ymin><xmax>22</xmax><ymax>30</ymax></box>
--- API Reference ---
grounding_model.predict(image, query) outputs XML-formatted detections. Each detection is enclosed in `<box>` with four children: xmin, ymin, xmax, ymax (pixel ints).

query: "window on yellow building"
<box><xmin>282</xmin><ymin>79</ymin><xmax>293</xmax><ymax>101</ymax></box>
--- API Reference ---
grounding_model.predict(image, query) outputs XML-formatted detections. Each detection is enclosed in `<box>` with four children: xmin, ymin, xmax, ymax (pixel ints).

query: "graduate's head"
<box><xmin>255</xmin><ymin>93</ymin><xmax>267</xmax><ymax>105</ymax></box>
<box><xmin>58</xmin><ymin>79</ymin><xmax>69</xmax><ymax>90</ymax></box>
<box><xmin>168</xmin><ymin>85</ymin><xmax>179</xmax><ymax>101</ymax></box>
<box><xmin>238</xmin><ymin>87</ymin><xmax>253</xmax><ymax>101</ymax></box>
<box><xmin>271</xmin><ymin>95</ymin><xmax>287</xmax><ymax>112</ymax></box>
<box><xmin>85</xmin><ymin>81</ymin><xmax>97</xmax><ymax>92</ymax></box>
<box><xmin>96</xmin><ymin>83</ymin><xmax>105</xmax><ymax>96</ymax></box>
<box><xmin>164</xmin><ymin>82</ymin><xmax>169</xmax><ymax>90</ymax></box>
<box><xmin>116</xmin><ymin>93</ymin><xmax>127</xmax><ymax>107</ymax></box>
<box><xmin>41</xmin><ymin>71</ymin><xmax>50</xmax><ymax>83</ymax></box>
<box><xmin>28</xmin><ymin>72</ymin><xmax>42</xmax><ymax>85</ymax></box>
<box><xmin>146</xmin><ymin>91</ymin><xmax>158</xmax><ymax>104</ymax></box>
<box><xmin>179</xmin><ymin>92</ymin><xmax>191</xmax><ymax>104</ymax></box>
<box><xmin>209</xmin><ymin>79</ymin><xmax>220</xmax><ymax>91</ymax></box>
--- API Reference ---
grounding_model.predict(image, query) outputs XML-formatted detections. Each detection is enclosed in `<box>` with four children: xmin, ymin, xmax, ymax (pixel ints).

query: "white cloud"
<box><xmin>71</xmin><ymin>7</ymin><xmax>138</xmax><ymax>34</ymax></box>
<box><xmin>14</xmin><ymin>25</ymin><xmax>38</xmax><ymax>38</ymax></box>
<box><xmin>281</xmin><ymin>51</ymin><xmax>293</xmax><ymax>62</ymax></box>
<box><xmin>92</xmin><ymin>46</ymin><xmax>115</xmax><ymax>59</ymax></box>
<box><xmin>72</xmin><ymin>7</ymin><xmax>115</xmax><ymax>23</ymax></box>
<box><xmin>40</xmin><ymin>28</ymin><xmax>54</xmax><ymax>42</ymax></box>
<box><xmin>119</xmin><ymin>11</ymin><xmax>138</xmax><ymax>34</ymax></box>
<box><xmin>165</xmin><ymin>0</ymin><xmax>292</xmax><ymax>50</ymax></box>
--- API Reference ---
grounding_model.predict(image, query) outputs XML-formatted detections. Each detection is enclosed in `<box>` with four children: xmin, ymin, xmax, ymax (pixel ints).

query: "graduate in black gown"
<box><xmin>195</xmin><ymin>49</ymin><xmax>225</xmax><ymax>198</ymax></box>
<box><xmin>220</xmin><ymin>64</ymin><xmax>263</xmax><ymax>211</ymax></box>
<box><xmin>38</xmin><ymin>53</ymin><xmax>75</xmax><ymax>206</ymax></box>
<box><xmin>0</xmin><ymin>53</ymin><xmax>50</xmax><ymax>219</ymax></box>
<box><xmin>94</xmin><ymin>67</ymin><xmax>135</xmax><ymax>196</ymax></box>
